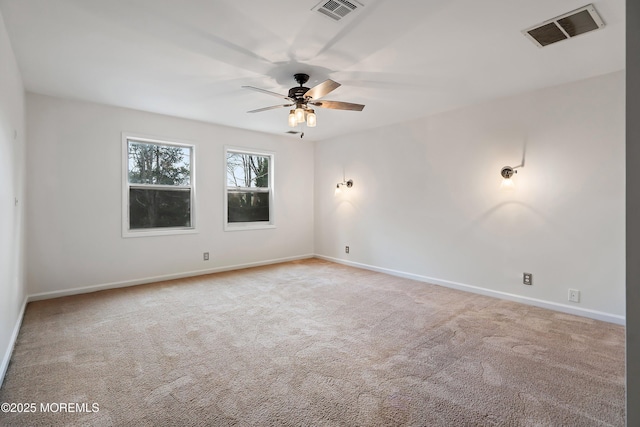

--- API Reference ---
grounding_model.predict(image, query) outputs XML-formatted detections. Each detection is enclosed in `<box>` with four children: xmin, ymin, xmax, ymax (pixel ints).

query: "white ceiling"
<box><xmin>0</xmin><ymin>0</ymin><xmax>625</xmax><ymax>141</ymax></box>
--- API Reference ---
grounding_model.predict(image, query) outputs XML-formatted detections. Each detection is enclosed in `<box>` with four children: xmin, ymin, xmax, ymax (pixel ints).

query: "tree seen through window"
<box><xmin>226</xmin><ymin>151</ymin><xmax>271</xmax><ymax>224</ymax></box>
<box><xmin>127</xmin><ymin>140</ymin><xmax>193</xmax><ymax>230</ymax></box>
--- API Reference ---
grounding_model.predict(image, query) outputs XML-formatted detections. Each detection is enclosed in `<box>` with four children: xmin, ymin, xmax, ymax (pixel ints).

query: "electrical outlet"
<box><xmin>345</xmin><ymin>246</ymin><xmax>350</xmax><ymax>254</ymax></box>
<box><xmin>568</xmin><ymin>289</ymin><xmax>580</xmax><ymax>303</ymax></box>
<box><xmin>523</xmin><ymin>272</ymin><xmax>532</xmax><ymax>285</ymax></box>
<box><xmin>203</xmin><ymin>252</ymin><xmax>209</xmax><ymax>261</ymax></box>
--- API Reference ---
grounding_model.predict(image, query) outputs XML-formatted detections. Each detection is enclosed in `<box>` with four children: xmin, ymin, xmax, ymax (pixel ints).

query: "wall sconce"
<box><xmin>336</xmin><ymin>179</ymin><xmax>353</xmax><ymax>189</ymax></box>
<box><xmin>500</xmin><ymin>165</ymin><xmax>521</xmax><ymax>190</ymax></box>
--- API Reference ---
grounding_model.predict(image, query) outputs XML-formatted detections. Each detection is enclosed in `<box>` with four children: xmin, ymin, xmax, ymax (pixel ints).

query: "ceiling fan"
<box><xmin>242</xmin><ymin>73</ymin><xmax>365</xmax><ymax>130</ymax></box>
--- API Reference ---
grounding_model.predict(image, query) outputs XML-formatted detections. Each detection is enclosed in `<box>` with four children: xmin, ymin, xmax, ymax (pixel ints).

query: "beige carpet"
<box><xmin>0</xmin><ymin>259</ymin><xmax>625</xmax><ymax>426</ymax></box>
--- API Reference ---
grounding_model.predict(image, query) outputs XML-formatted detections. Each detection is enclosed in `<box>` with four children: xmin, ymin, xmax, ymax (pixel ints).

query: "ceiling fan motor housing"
<box><xmin>290</xmin><ymin>73</ymin><xmax>311</xmax><ymax>102</ymax></box>
<box><xmin>289</xmin><ymin>73</ymin><xmax>311</xmax><ymax>102</ymax></box>
<box><xmin>288</xmin><ymin>86</ymin><xmax>310</xmax><ymax>101</ymax></box>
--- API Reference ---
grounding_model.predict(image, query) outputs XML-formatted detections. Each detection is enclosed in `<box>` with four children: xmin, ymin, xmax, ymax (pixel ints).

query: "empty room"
<box><xmin>1</xmin><ymin>0</ymin><xmax>638</xmax><ymax>425</ymax></box>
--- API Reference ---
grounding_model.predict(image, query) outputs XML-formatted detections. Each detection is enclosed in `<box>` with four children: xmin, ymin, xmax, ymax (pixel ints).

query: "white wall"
<box><xmin>26</xmin><ymin>94</ymin><xmax>314</xmax><ymax>296</ymax></box>
<box><xmin>0</xmin><ymin>10</ymin><xmax>26</xmax><ymax>384</ymax></box>
<box><xmin>315</xmin><ymin>71</ymin><xmax>625</xmax><ymax>322</ymax></box>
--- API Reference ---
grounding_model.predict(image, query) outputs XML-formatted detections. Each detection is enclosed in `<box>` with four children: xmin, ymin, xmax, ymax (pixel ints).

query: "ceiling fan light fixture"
<box><xmin>288</xmin><ymin>110</ymin><xmax>297</xmax><ymax>127</ymax></box>
<box><xmin>306</xmin><ymin>110</ymin><xmax>317</xmax><ymax>127</ymax></box>
<box><xmin>243</xmin><ymin>73</ymin><xmax>365</xmax><ymax>131</ymax></box>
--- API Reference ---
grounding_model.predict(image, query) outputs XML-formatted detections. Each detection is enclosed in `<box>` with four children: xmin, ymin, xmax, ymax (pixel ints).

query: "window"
<box><xmin>225</xmin><ymin>148</ymin><xmax>274</xmax><ymax>230</ymax></box>
<box><xmin>123</xmin><ymin>134</ymin><xmax>195</xmax><ymax>237</ymax></box>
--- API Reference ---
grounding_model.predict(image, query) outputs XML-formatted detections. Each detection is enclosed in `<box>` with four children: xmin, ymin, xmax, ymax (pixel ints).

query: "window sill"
<box><xmin>224</xmin><ymin>223</ymin><xmax>276</xmax><ymax>232</ymax></box>
<box><xmin>122</xmin><ymin>227</ymin><xmax>198</xmax><ymax>238</ymax></box>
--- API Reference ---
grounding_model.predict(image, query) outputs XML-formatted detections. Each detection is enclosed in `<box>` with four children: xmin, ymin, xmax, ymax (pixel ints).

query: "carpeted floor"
<box><xmin>0</xmin><ymin>259</ymin><xmax>625</xmax><ymax>426</ymax></box>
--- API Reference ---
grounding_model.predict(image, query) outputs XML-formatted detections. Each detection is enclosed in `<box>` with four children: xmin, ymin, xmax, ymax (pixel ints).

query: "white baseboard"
<box><xmin>1</xmin><ymin>295</ymin><xmax>28</xmax><ymax>388</ymax></box>
<box><xmin>316</xmin><ymin>255</ymin><xmax>625</xmax><ymax>325</ymax></box>
<box><xmin>28</xmin><ymin>254</ymin><xmax>315</xmax><ymax>302</ymax></box>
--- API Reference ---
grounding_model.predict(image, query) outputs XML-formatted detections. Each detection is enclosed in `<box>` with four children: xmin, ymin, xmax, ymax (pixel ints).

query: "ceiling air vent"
<box><xmin>312</xmin><ymin>0</ymin><xmax>364</xmax><ymax>22</ymax></box>
<box><xmin>523</xmin><ymin>4</ymin><xmax>605</xmax><ymax>48</ymax></box>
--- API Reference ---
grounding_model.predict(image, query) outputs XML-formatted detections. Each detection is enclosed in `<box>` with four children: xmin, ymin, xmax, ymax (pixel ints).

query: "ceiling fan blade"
<box><xmin>304</xmin><ymin>79</ymin><xmax>341</xmax><ymax>100</ymax></box>
<box><xmin>310</xmin><ymin>100</ymin><xmax>365</xmax><ymax>111</ymax></box>
<box><xmin>242</xmin><ymin>86</ymin><xmax>292</xmax><ymax>101</ymax></box>
<box><xmin>247</xmin><ymin>104</ymin><xmax>293</xmax><ymax>113</ymax></box>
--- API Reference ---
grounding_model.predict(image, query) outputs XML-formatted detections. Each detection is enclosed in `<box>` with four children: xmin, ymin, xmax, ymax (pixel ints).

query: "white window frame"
<box><xmin>122</xmin><ymin>133</ymin><xmax>197</xmax><ymax>238</ymax></box>
<box><xmin>224</xmin><ymin>146</ymin><xmax>275</xmax><ymax>231</ymax></box>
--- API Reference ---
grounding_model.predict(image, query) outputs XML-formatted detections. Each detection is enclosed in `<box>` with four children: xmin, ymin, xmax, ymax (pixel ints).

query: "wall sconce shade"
<box><xmin>501</xmin><ymin>166</ymin><xmax>517</xmax><ymax>179</ymax></box>
<box><xmin>336</xmin><ymin>179</ymin><xmax>353</xmax><ymax>189</ymax></box>
<box><xmin>500</xmin><ymin>165</ymin><xmax>522</xmax><ymax>190</ymax></box>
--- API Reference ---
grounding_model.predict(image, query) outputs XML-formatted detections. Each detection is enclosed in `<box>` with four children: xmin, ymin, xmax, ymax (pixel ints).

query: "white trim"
<box><xmin>123</xmin><ymin>227</ymin><xmax>198</xmax><ymax>238</ymax></box>
<box><xmin>315</xmin><ymin>255</ymin><xmax>625</xmax><ymax>325</ymax></box>
<box><xmin>224</xmin><ymin>146</ymin><xmax>275</xmax><ymax>231</ymax></box>
<box><xmin>122</xmin><ymin>132</ymin><xmax>196</xmax><ymax>238</ymax></box>
<box><xmin>1</xmin><ymin>296</ymin><xmax>28</xmax><ymax>387</ymax></box>
<box><xmin>28</xmin><ymin>254</ymin><xmax>314</xmax><ymax>302</ymax></box>
<box><xmin>224</xmin><ymin>223</ymin><xmax>277</xmax><ymax>232</ymax></box>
